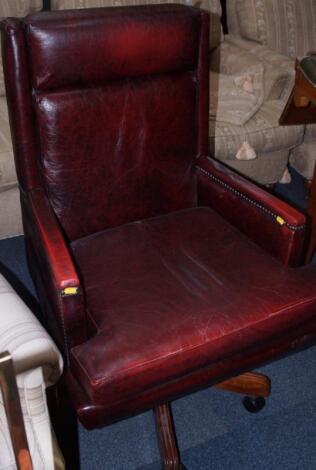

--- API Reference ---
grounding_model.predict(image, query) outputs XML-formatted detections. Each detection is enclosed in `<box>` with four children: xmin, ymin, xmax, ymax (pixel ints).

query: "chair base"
<box><xmin>154</xmin><ymin>403</ymin><xmax>185</xmax><ymax>470</ymax></box>
<box><xmin>214</xmin><ymin>371</ymin><xmax>271</xmax><ymax>397</ymax></box>
<box><xmin>154</xmin><ymin>371</ymin><xmax>270</xmax><ymax>469</ymax></box>
<box><xmin>51</xmin><ymin>370</ymin><xmax>270</xmax><ymax>469</ymax></box>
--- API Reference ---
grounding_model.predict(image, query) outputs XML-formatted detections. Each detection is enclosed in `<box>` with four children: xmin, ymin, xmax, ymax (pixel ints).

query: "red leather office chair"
<box><xmin>2</xmin><ymin>5</ymin><xmax>316</xmax><ymax>468</ymax></box>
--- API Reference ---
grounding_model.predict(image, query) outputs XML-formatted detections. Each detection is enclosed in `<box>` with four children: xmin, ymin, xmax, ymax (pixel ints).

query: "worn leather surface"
<box><xmin>68</xmin><ymin>320</ymin><xmax>316</xmax><ymax>428</ymax></box>
<box><xmin>70</xmin><ymin>207</ymin><xmax>316</xmax><ymax>407</ymax></box>
<box><xmin>35</xmin><ymin>73</ymin><xmax>197</xmax><ymax>240</ymax></box>
<box><xmin>21</xmin><ymin>188</ymin><xmax>86</xmax><ymax>354</ymax></box>
<box><xmin>3</xmin><ymin>5</ymin><xmax>316</xmax><ymax>431</ymax></box>
<box><xmin>25</xmin><ymin>6</ymin><xmax>200</xmax><ymax>90</ymax></box>
<box><xmin>196</xmin><ymin>157</ymin><xmax>307</xmax><ymax>266</ymax></box>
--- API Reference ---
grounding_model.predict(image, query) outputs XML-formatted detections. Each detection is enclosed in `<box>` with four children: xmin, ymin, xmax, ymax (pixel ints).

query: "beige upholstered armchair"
<box><xmin>226</xmin><ymin>0</ymin><xmax>316</xmax><ymax>182</ymax></box>
<box><xmin>0</xmin><ymin>273</ymin><xmax>64</xmax><ymax>469</ymax></box>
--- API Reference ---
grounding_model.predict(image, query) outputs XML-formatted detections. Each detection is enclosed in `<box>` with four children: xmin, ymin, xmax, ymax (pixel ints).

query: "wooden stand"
<box><xmin>279</xmin><ymin>60</ymin><xmax>316</xmax><ymax>126</ymax></box>
<box><xmin>154</xmin><ymin>371</ymin><xmax>270</xmax><ymax>469</ymax></box>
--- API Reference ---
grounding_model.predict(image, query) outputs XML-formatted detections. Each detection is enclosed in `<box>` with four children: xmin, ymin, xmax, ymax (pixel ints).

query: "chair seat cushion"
<box><xmin>70</xmin><ymin>207</ymin><xmax>316</xmax><ymax>406</ymax></box>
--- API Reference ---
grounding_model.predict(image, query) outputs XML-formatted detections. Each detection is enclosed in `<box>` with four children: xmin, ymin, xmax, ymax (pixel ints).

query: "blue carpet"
<box><xmin>1</xmin><ymin>168</ymin><xmax>316</xmax><ymax>469</ymax></box>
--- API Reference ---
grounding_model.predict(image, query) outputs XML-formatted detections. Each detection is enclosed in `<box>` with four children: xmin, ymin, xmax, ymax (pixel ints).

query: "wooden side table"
<box><xmin>279</xmin><ymin>57</ymin><xmax>316</xmax><ymax>263</ymax></box>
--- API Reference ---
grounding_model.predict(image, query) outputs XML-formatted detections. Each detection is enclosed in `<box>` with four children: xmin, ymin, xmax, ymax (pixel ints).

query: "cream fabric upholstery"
<box><xmin>235</xmin><ymin>0</ymin><xmax>316</xmax><ymax>59</ymax></box>
<box><xmin>226</xmin><ymin>2</ymin><xmax>316</xmax><ymax>180</ymax></box>
<box><xmin>208</xmin><ymin>36</ymin><xmax>302</xmax><ymax>184</ymax></box>
<box><xmin>226</xmin><ymin>0</ymin><xmax>240</xmax><ymax>36</ymax></box>
<box><xmin>0</xmin><ymin>273</ymin><xmax>64</xmax><ymax>470</ymax></box>
<box><xmin>209</xmin><ymin>99</ymin><xmax>303</xmax><ymax>162</ymax></box>
<box><xmin>211</xmin><ymin>38</ymin><xmax>294</xmax><ymax>102</ymax></box>
<box><xmin>0</xmin><ymin>186</ymin><xmax>23</xmax><ymax>239</ymax></box>
<box><xmin>223</xmin><ymin>35</ymin><xmax>295</xmax><ymax>101</ymax></box>
<box><xmin>227</xmin><ymin>148</ymin><xmax>290</xmax><ymax>186</ymax></box>
<box><xmin>0</xmin><ymin>98</ymin><xmax>17</xmax><ymax>186</ymax></box>
<box><xmin>0</xmin><ymin>97</ymin><xmax>23</xmax><ymax>239</ymax></box>
<box><xmin>209</xmin><ymin>64</ymin><xmax>265</xmax><ymax>126</ymax></box>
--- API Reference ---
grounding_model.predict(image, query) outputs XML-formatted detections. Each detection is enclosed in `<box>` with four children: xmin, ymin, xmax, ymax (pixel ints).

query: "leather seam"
<box><xmin>196</xmin><ymin>165</ymin><xmax>305</xmax><ymax>232</ymax></box>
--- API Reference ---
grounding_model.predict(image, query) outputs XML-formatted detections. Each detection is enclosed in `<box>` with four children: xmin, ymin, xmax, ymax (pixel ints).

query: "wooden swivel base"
<box><xmin>154</xmin><ymin>371</ymin><xmax>271</xmax><ymax>469</ymax></box>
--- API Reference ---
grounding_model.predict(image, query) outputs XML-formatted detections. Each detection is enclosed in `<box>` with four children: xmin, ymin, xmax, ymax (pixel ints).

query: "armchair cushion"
<box><xmin>209</xmin><ymin>64</ymin><xmax>264</xmax><ymax>125</ymax></box>
<box><xmin>212</xmin><ymin>39</ymin><xmax>294</xmax><ymax>101</ymax></box>
<box><xmin>70</xmin><ymin>206</ymin><xmax>316</xmax><ymax>409</ymax></box>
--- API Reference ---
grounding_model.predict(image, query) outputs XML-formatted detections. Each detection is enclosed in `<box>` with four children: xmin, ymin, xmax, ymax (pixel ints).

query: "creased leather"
<box><xmin>70</xmin><ymin>207</ymin><xmax>316</xmax><ymax>407</ymax></box>
<box><xmin>3</xmin><ymin>5</ymin><xmax>316</xmax><ymax>432</ymax></box>
<box><xmin>35</xmin><ymin>73</ymin><xmax>197</xmax><ymax>239</ymax></box>
<box><xmin>25</xmin><ymin>5</ymin><xmax>200</xmax><ymax>91</ymax></box>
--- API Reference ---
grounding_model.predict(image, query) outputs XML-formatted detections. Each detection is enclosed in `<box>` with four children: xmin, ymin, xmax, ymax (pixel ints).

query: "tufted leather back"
<box><xmin>2</xmin><ymin>5</ymin><xmax>209</xmax><ymax>240</ymax></box>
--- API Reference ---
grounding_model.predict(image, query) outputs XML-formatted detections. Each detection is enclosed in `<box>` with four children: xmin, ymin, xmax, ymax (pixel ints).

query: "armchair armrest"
<box><xmin>0</xmin><ymin>273</ymin><xmax>64</xmax><ymax>470</ymax></box>
<box><xmin>196</xmin><ymin>157</ymin><xmax>307</xmax><ymax>266</ymax></box>
<box><xmin>22</xmin><ymin>188</ymin><xmax>86</xmax><ymax>353</ymax></box>
<box><xmin>0</xmin><ymin>273</ymin><xmax>62</xmax><ymax>381</ymax></box>
<box><xmin>223</xmin><ymin>35</ymin><xmax>295</xmax><ymax>101</ymax></box>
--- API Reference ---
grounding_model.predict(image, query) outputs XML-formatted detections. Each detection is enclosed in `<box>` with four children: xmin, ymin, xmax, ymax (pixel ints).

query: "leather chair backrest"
<box><xmin>2</xmin><ymin>5</ymin><xmax>209</xmax><ymax>241</ymax></box>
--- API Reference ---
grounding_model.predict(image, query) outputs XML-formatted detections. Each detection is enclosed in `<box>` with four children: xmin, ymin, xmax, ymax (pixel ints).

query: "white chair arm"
<box><xmin>0</xmin><ymin>273</ymin><xmax>64</xmax><ymax>470</ymax></box>
<box><xmin>0</xmin><ymin>274</ymin><xmax>63</xmax><ymax>386</ymax></box>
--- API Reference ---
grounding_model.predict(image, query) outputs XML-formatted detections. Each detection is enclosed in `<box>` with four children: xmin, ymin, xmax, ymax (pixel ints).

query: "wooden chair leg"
<box><xmin>215</xmin><ymin>371</ymin><xmax>271</xmax><ymax>398</ymax></box>
<box><xmin>154</xmin><ymin>403</ymin><xmax>185</xmax><ymax>470</ymax></box>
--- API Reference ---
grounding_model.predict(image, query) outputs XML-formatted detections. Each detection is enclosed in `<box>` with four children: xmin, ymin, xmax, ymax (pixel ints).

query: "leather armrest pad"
<box><xmin>23</xmin><ymin>189</ymin><xmax>86</xmax><ymax>351</ymax></box>
<box><xmin>27</xmin><ymin>189</ymin><xmax>80</xmax><ymax>291</ymax></box>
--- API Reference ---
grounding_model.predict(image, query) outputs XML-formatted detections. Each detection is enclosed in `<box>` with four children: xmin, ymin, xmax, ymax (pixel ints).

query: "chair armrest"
<box><xmin>28</xmin><ymin>189</ymin><xmax>79</xmax><ymax>292</ymax></box>
<box><xmin>0</xmin><ymin>274</ymin><xmax>65</xmax><ymax>469</ymax></box>
<box><xmin>22</xmin><ymin>188</ymin><xmax>86</xmax><ymax>353</ymax></box>
<box><xmin>0</xmin><ymin>273</ymin><xmax>63</xmax><ymax>382</ymax></box>
<box><xmin>196</xmin><ymin>157</ymin><xmax>307</xmax><ymax>266</ymax></box>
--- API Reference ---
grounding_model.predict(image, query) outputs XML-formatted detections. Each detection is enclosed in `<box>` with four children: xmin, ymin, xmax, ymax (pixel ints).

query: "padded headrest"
<box><xmin>24</xmin><ymin>4</ymin><xmax>201</xmax><ymax>91</ymax></box>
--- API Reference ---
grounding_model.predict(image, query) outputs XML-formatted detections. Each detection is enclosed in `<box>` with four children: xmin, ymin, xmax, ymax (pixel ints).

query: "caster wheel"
<box><xmin>242</xmin><ymin>396</ymin><xmax>266</xmax><ymax>413</ymax></box>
